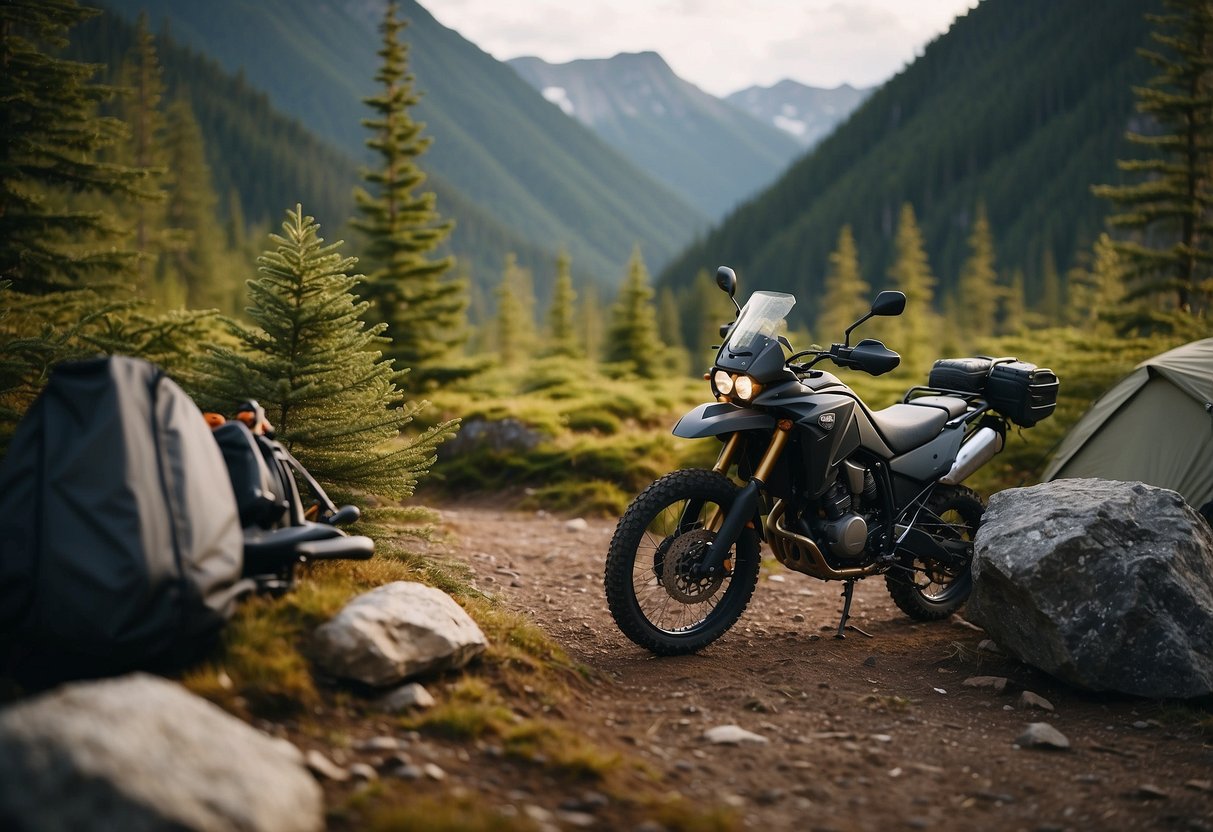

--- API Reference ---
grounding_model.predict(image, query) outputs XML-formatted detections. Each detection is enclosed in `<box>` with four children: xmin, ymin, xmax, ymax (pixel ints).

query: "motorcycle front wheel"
<box><xmin>885</xmin><ymin>484</ymin><xmax>984</xmax><ymax>621</ymax></box>
<box><xmin>604</xmin><ymin>468</ymin><xmax>761</xmax><ymax>656</ymax></box>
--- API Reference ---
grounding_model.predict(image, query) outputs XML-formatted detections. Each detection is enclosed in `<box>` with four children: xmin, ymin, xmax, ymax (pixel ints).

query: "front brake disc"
<box><xmin>661</xmin><ymin>529</ymin><xmax>725</xmax><ymax>604</ymax></box>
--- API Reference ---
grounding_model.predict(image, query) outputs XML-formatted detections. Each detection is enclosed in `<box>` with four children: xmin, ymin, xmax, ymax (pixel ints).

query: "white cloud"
<box><xmin>422</xmin><ymin>0</ymin><xmax>978</xmax><ymax>95</ymax></box>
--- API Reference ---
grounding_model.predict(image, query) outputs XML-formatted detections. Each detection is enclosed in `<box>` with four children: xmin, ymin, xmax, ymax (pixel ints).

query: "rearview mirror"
<box><xmin>871</xmin><ymin>290</ymin><xmax>906</xmax><ymax>317</ymax></box>
<box><xmin>716</xmin><ymin>266</ymin><xmax>737</xmax><ymax>297</ymax></box>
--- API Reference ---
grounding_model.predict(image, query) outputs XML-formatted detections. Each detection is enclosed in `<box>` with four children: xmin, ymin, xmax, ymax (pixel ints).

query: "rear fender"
<box><xmin>673</xmin><ymin>402</ymin><xmax>776</xmax><ymax>439</ymax></box>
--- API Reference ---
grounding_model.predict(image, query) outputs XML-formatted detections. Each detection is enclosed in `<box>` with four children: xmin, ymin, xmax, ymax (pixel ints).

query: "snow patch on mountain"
<box><xmin>542</xmin><ymin>86</ymin><xmax>575</xmax><ymax>115</ymax></box>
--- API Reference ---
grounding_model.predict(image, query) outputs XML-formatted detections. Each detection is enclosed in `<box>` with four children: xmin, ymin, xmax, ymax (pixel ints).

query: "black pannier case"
<box><xmin>928</xmin><ymin>357</ymin><xmax>994</xmax><ymax>394</ymax></box>
<box><xmin>985</xmin><ymin>360</ymin><xmax>1059</xmax><ymax>427</ymax></box>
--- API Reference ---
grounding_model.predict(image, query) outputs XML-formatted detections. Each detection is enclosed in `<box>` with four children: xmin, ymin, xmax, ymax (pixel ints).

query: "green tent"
<box><xmin>1043</xmin><ymin>338</ymin><xmax>1213</xmax><ymax>509</ymax></box>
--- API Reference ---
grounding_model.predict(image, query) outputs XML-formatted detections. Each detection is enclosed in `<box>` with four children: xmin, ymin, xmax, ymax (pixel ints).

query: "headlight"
<box><xmin>733</xmin><ymin>375</ymin><xmax>755</xmax><ymax>401</ymax></box>
<box><xmin>713</xmin><ymin>370</ymin><xmax>733</xmax><ymax>395</ymax></box>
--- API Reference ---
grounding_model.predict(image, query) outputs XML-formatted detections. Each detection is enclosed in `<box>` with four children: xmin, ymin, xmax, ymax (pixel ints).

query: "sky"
<box><xmin>422</xmin><ymin>0</ymin><xmax>981</xmax><ymax>97</ymax></box>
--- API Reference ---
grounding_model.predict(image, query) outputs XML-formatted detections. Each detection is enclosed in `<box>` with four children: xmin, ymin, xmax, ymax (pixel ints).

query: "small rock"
<box><xmin>1016</xmin><ymin>722</ymin><xmax>1070</xmax><ymax>750</ymax></box>
<box><xmin>1134</xmin><ymin>784</ymin><xmax>1168</xmax><ymax>800</ymax></box>
<box><xmin>703</xmin><ymin>724</ymin><xmax>769</xmax><ymax>745</ymax></box>
<box><xmin>356</xmin><ymin>736</ymin><xmax>404</xmax><ymax>753</ymax></box>
<box><xmin>305</xmin><ymin>750</ymin><xmax>349</xmax><ymax>782</ymax></box>
<box><xmin>977</xmin><ymin>639</ymin><xmax>1003</xmax><ymax>654</ymax></box>
<box><xmin>1018</xmin><ymin>691</ymin><xmax>1054</xmax><ymax>711</ymax></box>
<box><xmin>348</xmin><ymin>763</ymin><xmax>378</xmax><ymax>782</ymax></box>
<box><xmin>390</xmin><ymin>764</ymin><xmax>423</xmax><ymax>780</ymax></box>
<box><xmin>423</xmin><ymin>763</ymin><xmax>446</xmax><ymax>781</ymax></box>
<box><xmin>524</xmin><ymin>804</ymin><xmax>554</xmax><ymax>823</ymax></box>
<box><xmin>377</xmin><ymin>682</ymin><xmax>435</xmax><ymax>712</ymax></box>
<box><xmin>565</xmin><ymin>518</ymin><xmax>589</xmax><ymax>533</ymax></box>
<box><xmin>791</xmin><ymin>613</ymin><xmax>805</xmax><ymax>623</ymax></box>
<box><xmin>557</xmin><ymin>810</ymin><xmax>597</xmax><ymax>828</ymax></box>
<box><xmin>768</xmin><ymin>574</ymin><xmax>786</xmax><ymax>582</ymax></box>
<box><xmin>1186</xmin><ymin>779</ymin><xmax>1213</xmax><ymax>792</ymax></box>
<box><xmin>862</xmin><ymin>656</ymin><xmax>877</xmax><ymax>668</ymax></box>
<box><xmin>963</xmin><ymin>676</ymin><xmax>1008</xmax><ymax>692</ymax></box>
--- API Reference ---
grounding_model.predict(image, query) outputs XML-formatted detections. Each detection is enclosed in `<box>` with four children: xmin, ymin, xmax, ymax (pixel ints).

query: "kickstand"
<box><xmin>834</xmin><ymin>579</ymin><xmax>855</xmax><ymax>639</ymax></box>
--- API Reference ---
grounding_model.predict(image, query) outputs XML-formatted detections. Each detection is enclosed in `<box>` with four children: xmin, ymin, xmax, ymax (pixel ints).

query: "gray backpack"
<box><xmin>0</xmin><ymin>356</ymin><xmax>250</xmax><ymax>685</ymax></box>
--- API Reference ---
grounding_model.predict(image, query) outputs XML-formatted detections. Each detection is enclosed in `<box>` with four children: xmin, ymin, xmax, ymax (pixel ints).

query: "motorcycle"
<box><xmin>604</xmin><ymin>266</ymin><xmax>1058</xmax><ymax>655</ymax></box>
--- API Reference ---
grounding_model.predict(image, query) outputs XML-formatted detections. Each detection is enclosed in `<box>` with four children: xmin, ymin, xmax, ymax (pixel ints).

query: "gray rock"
<box><xmin>313</xmin><ymin>581</ymin><xmax>488</xmax><ymax>686</ymax></box>
<box><xmin>441</xmin><ymin>417</ymin><xmax>542</xmax><ymax>457</ymax></box>
<box><xmin>348</xmin><ymin>763</ymin><xmax>379</xmax><ymax>782</ymax></box>
<box><xmin>377</xmin><ymin>682</ymin><xmax>436</xmax><ymax>712</ymax></box>
<box><xmin>1016</xmin><ymin>722</ymin><xmax>1071</xmax><ymax>750</ymax></box>
<box><xmin>1018</xmin><ymin>691</ymin><xmax>1055</xmax><ymax>712</ymax></box>
<box><xmin>0</xmin><ymin>674</ymin><xmax>322</xmax><ymax>832</ymax></box>
<box><xmin>967</xmin><ymin>480</ymin><xmax>1213</xmax><ymax>698</ymax></box>
<box><xmin>305</xmin><ymin>749</ymin><xmax>349</xmax><ymax>782</ymax></box>
<box><xmin>963</xmin><ymin>675</ymin><xmax>1008</xmax><ymax>692</ymax></box>
<box><xmin>564</xmin><ymin>517</ymin><xmax>589</xmax><ymax>532</ymax></box>
<box><xmin>703</xmin><ymin>724</ymin><xmax>769</xmax><ymax>745</ymax></box>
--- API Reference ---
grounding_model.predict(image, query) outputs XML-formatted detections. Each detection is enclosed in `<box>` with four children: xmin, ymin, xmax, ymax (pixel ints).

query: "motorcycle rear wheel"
<box><xmin>885</xmin><ymin>485</ymin><xmax>983</xmax><ymax>621</ymax></box>
<box><xmin>604</xmin><ymin>468</ymin><xmax>761</xmax><ymax>655</ymax></box>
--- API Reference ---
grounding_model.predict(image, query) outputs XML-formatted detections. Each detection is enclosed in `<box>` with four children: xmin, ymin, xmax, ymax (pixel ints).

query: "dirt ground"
<box><xmin>338</xmin><ymin>499</ymin><xmax>1213</xmax><ymax>832</ymax></box>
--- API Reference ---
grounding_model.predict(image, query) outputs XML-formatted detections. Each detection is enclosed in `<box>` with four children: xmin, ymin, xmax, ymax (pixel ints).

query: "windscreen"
<box><xmin>724</xmin><ymin>291</ymin><xmax>796</xmax><ymax>355</ymax></box>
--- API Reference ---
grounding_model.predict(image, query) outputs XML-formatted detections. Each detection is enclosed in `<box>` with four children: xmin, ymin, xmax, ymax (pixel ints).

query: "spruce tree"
<box><xmin>1000</xmin><ymin>270</ymin><xmax>1027</xmax><ymax>336</ymax></box>
<box><xmin>351</xmin><ymin>1</ymin><xmax>468</xmax><ymax>391</ymax></box>
<box><xmin>494</xmin><ymin>254</ymin><xmax>532</xmax><ymax>367</ymax></box>
<box><xmin>200</xmin><ymin>205</ymin><xmax>456</xmax><ymax>499</ymax></box>
<box><xmin>0</xmin><ymin>0</ymin><xmax>146</xmax><ymax>292</ymax></box>
<box><xmin>543</xmin><ymin>250</ymin><xmax>581</xmax><ymax>358</ymax></box>
<box><xmin>577</xmin><ymin>280</ymin><xmax>604</xmax><ymax>361</ymax></box>
<box><xmin>1093</xmin><ymin>0</ymin><xmax>1213</xmax><ymax>316</ymax></box>
<box><xmin>957</xmin><ymin>203</ymin><xmax>998</xmax><ymax>341</ymax></box>
<box><xmin>161</xmin><ymin>97</ymin><xmax>230</xmax><ymax>311</ymax></box>
<box><xmin>887</xmin><ymin>204</ymin><xmax>939</xmax><ymax>373</ymax></box>
<box><xmin>605</xmin><ymin>246</ymin><xmax>663</xmax><ymax>377</ymax></box>
<box><xmin>817</xmin><ymin>225</ymin><xmax>869</xmax><ymax>341</ymax></box>
<box><xmin>113</xmin><ymin>12</ymin><xmax>171</xmax><ymax>297</ymax></box>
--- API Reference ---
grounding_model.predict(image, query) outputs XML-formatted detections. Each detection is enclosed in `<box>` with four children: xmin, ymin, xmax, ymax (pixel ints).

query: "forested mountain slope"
<box><xmin>98</xmin><ymin>0</ymin><xmax>707</xmax><ymax>284</ymax></box>
<box><xmin>659</xmin><ymin>0</ymin><xmax>1157</xmax><ymax>310</ymax></box>
<box><xmin>508</xmin><ymin>52</ymin><xmax>802</xmax><ymax>219</ymax></box>
<box><xmin>71</xmin><ymin>8</ymin><xmax>554</xmax><ymax>301</ymax></box>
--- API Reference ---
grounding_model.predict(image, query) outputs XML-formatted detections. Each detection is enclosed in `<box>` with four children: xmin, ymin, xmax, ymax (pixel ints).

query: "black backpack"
<box><xmin>211</xmin><ymin>409</ymin><xmax>371</xmax><ymax>594</ymax></box>
<box><xmin>0</xmin><ymin>356</ymin><xmax>252</xmax><ymax>685</ymax></box>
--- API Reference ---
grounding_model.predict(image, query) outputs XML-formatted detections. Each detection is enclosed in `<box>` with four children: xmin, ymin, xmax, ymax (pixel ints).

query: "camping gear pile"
<box><xmin>0</xmin><ymin>356</ymin><xmax>374</xmax><ymax>686</ymax></box>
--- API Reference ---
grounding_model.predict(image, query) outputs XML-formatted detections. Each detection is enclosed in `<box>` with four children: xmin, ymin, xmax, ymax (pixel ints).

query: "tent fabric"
<box><xmin>1043</xmin><ymin>338</ymin><xmax>1213</xmax><ymax>508</ymax></box>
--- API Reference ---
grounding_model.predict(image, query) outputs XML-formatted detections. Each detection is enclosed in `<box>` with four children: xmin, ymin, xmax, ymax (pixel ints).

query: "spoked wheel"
<box><xmin>886</xmin><ymin>485</ymin><xmax>984</xmax><ymax>621</ymax></box>
<box><xmin>604</xmin><ymin>468</ymin><xmax>761</xmax><ymax>655</ymax></box>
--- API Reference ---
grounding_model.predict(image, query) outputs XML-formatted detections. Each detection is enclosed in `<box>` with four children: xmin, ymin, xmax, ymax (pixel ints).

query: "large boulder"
<box><xmin>0</xmin><ymin>674</ymin><xmax>322</xmax><ymax>832</ymax></box>
<box><xmin>313</xmin><ymin>581</ymin><xmax>487</xmax><ymax>687</ymax></box>
<box><xmin>966</xmin><ymin>479</ymin><xmax>1213</xmax><ymax>698</ymax></box>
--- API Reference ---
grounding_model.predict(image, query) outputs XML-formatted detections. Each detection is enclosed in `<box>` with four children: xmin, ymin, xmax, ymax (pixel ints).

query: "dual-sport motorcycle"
<box><xmin>604</xmin><ymin>266</ymin><xmax>1058</xmax><ymax>655</ymax></box>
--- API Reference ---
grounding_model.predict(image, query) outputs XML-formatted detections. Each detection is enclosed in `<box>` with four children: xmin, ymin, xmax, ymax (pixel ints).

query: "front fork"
<box><xmin>690</xmin><ymin>421</ymin><xmax>792</xmax><ymax>580</ymax></box>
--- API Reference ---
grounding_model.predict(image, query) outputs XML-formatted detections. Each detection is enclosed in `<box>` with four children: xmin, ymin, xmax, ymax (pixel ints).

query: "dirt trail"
<box><xmin>418</xmin><ymin>501</ymin><xmax>1213</xmax><ymax>832</ymax></box>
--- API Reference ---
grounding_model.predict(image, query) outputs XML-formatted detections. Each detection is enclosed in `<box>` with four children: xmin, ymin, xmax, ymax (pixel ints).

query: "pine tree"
<box><xmin>351</xmin><ymin>1</ymin><xmax>468</xmax><ymax>391</ymax></box>
<box><xmin>162</xmin><ymin>97</ymin><xmax>229</xmax><ymax>310</ymax></box>
<box><xmin>956</xmin><ymin>203</ymin><xmax>998</xmax><ymax>341</ymax></box>
<box><xmin>577</xmin><ymin>280</ymin><xmax>604</xmax><ymax>361</ymax></box>
<box><xmin>817</xmin><ymin>225</ymin><xmax>869</xmax><ymax>342</ymax></box>
<box><xmin>112</xmin><ymin>12</ymin><xmax>171</xmax><ymax>297</ymax></box>
<box><xmin>1037</xmin><ymin>249</ymin><xmax>1064</xmax><ymax>326</ymax></box>
<box><xmin>1093</xmin><ymin>0</ymin><xmax>1213</xmax><ymax>316</ymax></box>
<box><xmin>887</xmin><ymin>204</ymin><xmax>939</xmax><ymax>373</ymax></box>
<box><xmin>200</xmin><ymin>205</ymin><xmax>456</xmax><ymax>499</ymax></box>
<box><xmin>1000</xmin><ymin>269</ymin><xmax>1027</xmax><ymax>336</ymax></box>
<box><xmin>543</xmin><ymin>250</ymin><xmax>581</xmax><ymax>358</ymax></box>
<box><xmin>0</xmin><ymin>0</ymin><xmax>146</xmax><ymax>292</ymax></box>
<box><xmin>605</xmin><ymin>246</ymin><xmax>663</xmax><ymax>377</ymax></box>
<box><xmin>494</xmin><ymin>254</ymin><xmax>532</xmax><ymax>367</ymax></box>
<box><xmin>657</xmin><ymin>286</ymin><xmax>691</xmax><ymax>375</ymax></box>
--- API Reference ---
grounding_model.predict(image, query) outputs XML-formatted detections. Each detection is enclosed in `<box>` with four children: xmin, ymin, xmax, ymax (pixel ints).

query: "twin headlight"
<box><xmin>712</xmin><ymin>369</ymin><xmax>760</xmax><ymax>403</ymax></box>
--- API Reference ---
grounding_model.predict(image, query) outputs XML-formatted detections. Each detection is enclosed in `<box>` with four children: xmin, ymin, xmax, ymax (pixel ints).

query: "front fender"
<box><xmin>673</xmin><ymin>402</ymin><xmax>776</xmax><ymax>439</ymax></box>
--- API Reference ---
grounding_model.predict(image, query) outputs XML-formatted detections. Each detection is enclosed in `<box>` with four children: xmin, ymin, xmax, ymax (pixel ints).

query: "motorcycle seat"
<box><xmin>868</xmin><ymin>403</ymin><xmax>949</xmax><ymax>453</ymax></box>
<box><xmin>906</xmin><ymin>395</ymin><xmax>968</xmax><ymax>419</ymax></box>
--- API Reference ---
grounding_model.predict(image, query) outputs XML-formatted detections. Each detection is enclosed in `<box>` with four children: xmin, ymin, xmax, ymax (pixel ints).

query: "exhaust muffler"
<box><xmin>939</xmin><ymin>426</ymin><xmax>1003</xmax><ymax>485</ymax></box>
